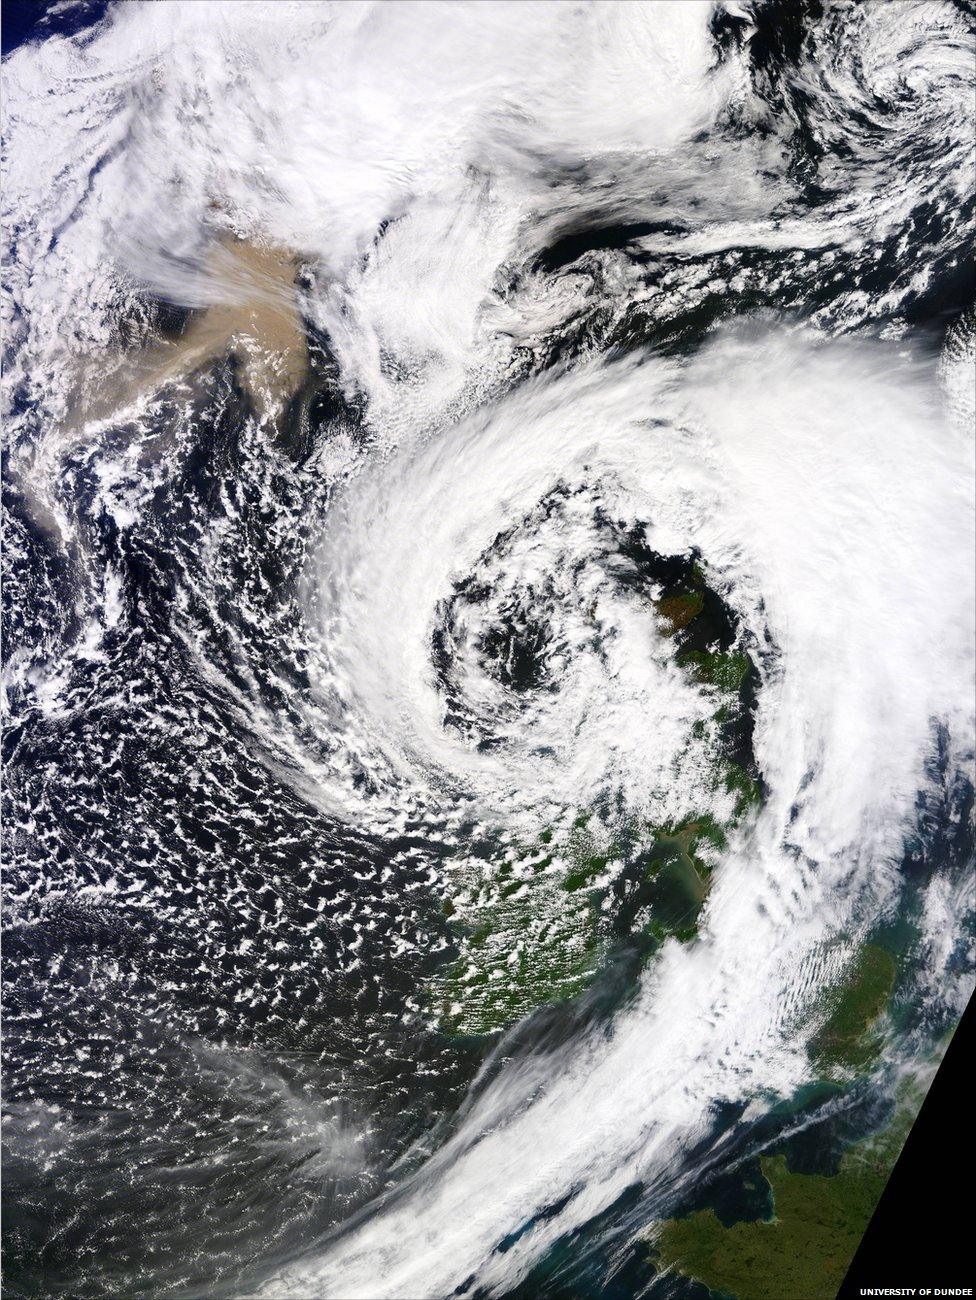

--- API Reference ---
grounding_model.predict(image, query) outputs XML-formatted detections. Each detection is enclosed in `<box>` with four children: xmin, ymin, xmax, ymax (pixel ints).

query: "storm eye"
<box><xmin>479</xmin><ymin>610</ymin><xmax>552</xmax><ymax>694</ymax></box>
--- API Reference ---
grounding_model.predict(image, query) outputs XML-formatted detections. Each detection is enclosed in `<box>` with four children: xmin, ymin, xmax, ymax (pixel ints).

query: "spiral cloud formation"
<box><xmin>3</xmin><ymin>3</ymin><xmax>974</xmax><ymax>1298</ymax></box>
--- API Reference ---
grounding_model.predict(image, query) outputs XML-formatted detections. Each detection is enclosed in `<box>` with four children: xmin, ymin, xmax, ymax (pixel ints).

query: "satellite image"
<box><xmin>2</xmin><ymin>2</ymin><xmax>974</xmax><ymax>1298</ymax></box>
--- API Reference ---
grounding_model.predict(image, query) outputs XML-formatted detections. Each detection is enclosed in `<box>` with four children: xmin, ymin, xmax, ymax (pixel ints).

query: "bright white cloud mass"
<box><xmin>2</xmin><ymin>3</ymin><xmax>973</xmax><ymax>1298</ymax></box>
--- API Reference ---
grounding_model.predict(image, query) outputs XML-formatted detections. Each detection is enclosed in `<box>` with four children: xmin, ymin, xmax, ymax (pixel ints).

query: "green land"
<box><xmin>652</xmin><ymin>1110</ymin><xmax>916</xmax><ymax>1300</ymax></box>
<box><xmin>650</xmin><ymin>944</ymin><xmax>910</xmax><ymax>1300</ymax></box>
<box><xmin>433</xmin><ymin>561</ymin><xmax>761</xmax><ymax>1036</ymax></box>
<box><xmin>432</xmin><ymin>843</ymin><xmax>600</xmax><ymax>1036</ymax></box>
<box><xmin>808</xmin><ymin>945</ymin><xmax>897</xmax><ymax>1075</ymax></box>
<box><xmin>431</xmin><ymin>809</ymin><xmax>730</xmax><ymax>1036</ymax></box>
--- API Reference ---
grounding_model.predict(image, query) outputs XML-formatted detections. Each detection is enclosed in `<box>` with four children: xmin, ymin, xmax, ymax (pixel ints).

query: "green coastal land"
<box><xmin>649</xmin><ymin>947</ymin><xmax>923</xmax><ymax>1300</ymax></box>
<box><xmin>431</xmin><ymin>554</ymin><xmax>760</xmax><ymax>1036</ymax></box>
<box><xmin>650</xmin><ymin>1084</ymin><xmax>922</xmax><ymax>1300</ymax></box>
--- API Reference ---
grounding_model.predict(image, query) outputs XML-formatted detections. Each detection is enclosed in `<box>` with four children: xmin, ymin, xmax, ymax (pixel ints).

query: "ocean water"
<box><xmin>2</xmin><ymin>3</ymin><xmax>974</xmax><ymax>1298</ymax></box>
